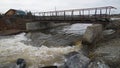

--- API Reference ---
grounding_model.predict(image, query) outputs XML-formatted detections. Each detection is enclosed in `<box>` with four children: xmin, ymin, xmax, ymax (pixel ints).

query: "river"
<box><xmin>0</xmin><ymin>23</ymin><xmax>91</xmax><ymax>68</ymax></box>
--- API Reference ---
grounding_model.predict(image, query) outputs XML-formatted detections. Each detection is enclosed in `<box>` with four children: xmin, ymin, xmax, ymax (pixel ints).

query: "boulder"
<box><xmin>26</xmin><ymin>32</ymin><xmax>82</xmax><ymax>47</ymax></box>
<box><xmin>82</xmin><ymin>24</ymin><xmax>103</xmax><ymax>44</ymax></box>
<box><xmin>88</xmin><ymin>59</ymin><xmax>110</xmax><ymax>68</ymax></box>
<box><xmin>103</xmin><ymin>29</ymin><xmax>115</xmax><ymax>36</ymax></box>
<box><xmin>0</xmin><ymin>58</ymin><xmax>26</xmax><ymax>68</ymax></box>
<box><xmin>64</xmin><ymin>51</ymin><xmax>90</xmax><ymax>68</ymax></box>
<box><xmin>0</xmin><ymin>63</ymin><xmax>17</xmax><ymax>68</ymax></box>
<box><xmin>40</xmin><ymin>66</ymin><xmax>57</xmax><ymax>68</ymax></box>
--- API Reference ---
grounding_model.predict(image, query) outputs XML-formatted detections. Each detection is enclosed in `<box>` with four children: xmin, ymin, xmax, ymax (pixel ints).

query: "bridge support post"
<box><xmin>26</xmin><ymin>22</ymin><xmax>66</xmax><ymax>31</ymax></box>
<box><xmin>26</xmin><ymin>22</ymin><xmax>48</xmax><ymax>30</ymax></box>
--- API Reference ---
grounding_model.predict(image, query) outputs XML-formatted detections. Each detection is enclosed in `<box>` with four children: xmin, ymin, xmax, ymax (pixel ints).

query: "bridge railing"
<box><xmin>31</xmin><ymin>6</ymin><xmax>116</xmax><ymax>21</ymax></box>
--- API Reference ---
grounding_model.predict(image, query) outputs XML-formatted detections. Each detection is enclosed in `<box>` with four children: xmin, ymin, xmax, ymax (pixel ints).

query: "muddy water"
<box><xmin>0</xmin><ymin>23</ymin><xmax>91</xmax><ymax>68</ymax></box>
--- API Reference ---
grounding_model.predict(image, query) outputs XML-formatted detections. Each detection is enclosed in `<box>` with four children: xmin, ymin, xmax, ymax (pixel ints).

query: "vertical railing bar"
<box><xmin>64</xmin><ymin>11</ymin><xmax>66</xmax><ymax>20</ymax></box>
<box><xmin>95</xmin><ymin>8</ymin><xmax>97</xmax><ymax>20</ymax></box>
<box><xmin>105</xmin><ymin>8</ymin><xmax>108</xmax><ymax>18</ymax></box>
<box><xmin>88</xmin><ymin>10</ymin><xmax>90</xmax><ymax>18</ymax></box>
<box><xmin>82</xmin><ymin>9</ymin><xmax>84</xmax><ymax>19</ymax></box>
<box><xmin>71</xmin><ymin>10</ymin><xmax>74</xmax><ymax>20</ymax></box>
<box><xmin>100</xmin><ymin>9</ymin><xmax>102</xmax><ymax>18</ymax></box>
<box><xmin>108</xmin><ymin>8</ymin><xmax>111</xmax><ymax>19</ymax></box>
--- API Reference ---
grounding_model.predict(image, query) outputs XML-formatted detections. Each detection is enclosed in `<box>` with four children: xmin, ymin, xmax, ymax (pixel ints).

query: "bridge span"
<box><xmin>0</xmin><ymin>6</ymin><xmax>116</xmax><ymax>32</ymax></box>
<box><xmin>30</xmin><ymin>6</ymin><xmax>116</xmax><ymax>23</ymax></box>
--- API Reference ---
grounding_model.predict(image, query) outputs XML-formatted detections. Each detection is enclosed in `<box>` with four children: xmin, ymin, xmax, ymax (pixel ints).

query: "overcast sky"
<box><xmin>0</xmin><ymin>0</ymin><xmax>119</xmax><ymax>13</ymax></box>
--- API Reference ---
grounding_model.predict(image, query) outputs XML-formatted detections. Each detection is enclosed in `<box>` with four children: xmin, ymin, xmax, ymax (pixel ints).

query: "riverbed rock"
<box><xmin>82</xmin><ymin>24</ymin><xmax>103</xmax><ymax>44</ymax></box>
<box><xmin>26</xmin><ymin>32</ymin><xmax>82</xmax><ymax>47</ymax></box>
<box><xmin>0</xmin><ymin>63</ymin><xmax>17</xmax><ymax>68</ymax></box>
<box><xmin>64</xmin><ymin>51</ymin><xmax>90</xmax><ymax>68</ymax></box>
<box><xmin>103</xmin><ymin>29</ymin><xmax>115</xmax><ymax>36</ymax></box>
<box><xmin>88</xmin><ymin>59</ymin><xmax>110</xmax><ymax>68</ymax></box>
<box><xmin>0</xmin><ymin>58</ymin><xmax>26</xmax><ymax>68</ymax></box>
<box><xmin>40</xmin><ymin>66</ymin><xmax>57</xmax><ymax>68</ymax></box>
<box><xmin>16</xmin><ymin>58</ymin><xmax>26</xmax><ymax>68</ymax></box>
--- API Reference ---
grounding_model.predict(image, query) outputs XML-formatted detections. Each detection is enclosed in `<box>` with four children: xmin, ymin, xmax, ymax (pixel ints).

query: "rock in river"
<box><xmin>88</xmin><ymin>59</ymin><xmax>110</xmax><ymax>68</ymax></box>
<box><xmin>64</xmin><ymin>51</ymin><xmax>90</xmax><ymax>68</ymax></box>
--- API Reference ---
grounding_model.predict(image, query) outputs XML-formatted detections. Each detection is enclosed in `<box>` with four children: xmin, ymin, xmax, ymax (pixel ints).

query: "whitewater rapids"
<box><xmin>0</xmin><ymin>33</ymin><xmax>81</xmax><ymax>68</ymax></box>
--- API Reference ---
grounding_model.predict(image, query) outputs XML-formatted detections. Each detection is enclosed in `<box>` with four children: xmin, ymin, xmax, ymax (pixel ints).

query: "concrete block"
<box><xmin>26</xmin><ymin>22</ymin><xmax>46</xmax><ymax>30</ymax></box>
<box><xmin>82</xmin><ymin>24</ymin><xmax>103</xmax><ymax>44</ymax></box>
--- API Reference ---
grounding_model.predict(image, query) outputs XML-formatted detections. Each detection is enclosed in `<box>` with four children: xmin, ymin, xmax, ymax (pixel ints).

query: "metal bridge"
<box><xmin>29</xmin><ymin>6</ymin><xmax>116</xmax><ymax>23</ymax></box>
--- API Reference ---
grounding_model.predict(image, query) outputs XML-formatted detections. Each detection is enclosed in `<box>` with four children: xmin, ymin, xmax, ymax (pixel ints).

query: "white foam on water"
<box><xmin>0</xmin><ymin>33</ymin><xmax>80</xmax><ymax>68</ymax></box>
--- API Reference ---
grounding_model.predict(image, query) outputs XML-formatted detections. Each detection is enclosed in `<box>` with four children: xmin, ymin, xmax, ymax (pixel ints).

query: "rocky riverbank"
<box><xmin>62</xmin><ymin>22</ymin><xmax>120</xmax><ymax>68</ymax></box>
<box><xmin>0</xmin><ymin>22</ymin><xmax>119</xmax><ymax>68</ymax></box>
<box><xmin>88</xmin><ymin>29</ymin><xmax>120</xmax><ymax>68</ymax></box>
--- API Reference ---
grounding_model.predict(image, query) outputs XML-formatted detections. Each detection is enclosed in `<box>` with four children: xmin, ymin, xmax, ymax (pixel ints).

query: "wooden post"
<box><xmin>64</xmin><ymin>11</ymin><xmax>66</xmax><ymax>20</ymax></box>
<box><xmin>79</xmin><ymin>10</ymin><xmax>81</xmax><ymax>15</ymax></box>
<box><xmin>105</xmin><ymin>8</ymin><xmax>108</xmax><ymax>18</ymax></box>
<box><xmin>82</xmin><ymin>9</ymin><xmax>84</xmax><ymax>19</ymax></box>
<box><xmin>95</xmin><ymin>8</ymin><xmax>97</xmax><ymax>19</ymax></box>
<box><xmin>88</xmin><ymin>10</ymin><xmax>90</xmax><ymax>18</ymax></box>
<box><xmin>108</xmin><ymin>8</ymin><xmax>111</xmax><ymax>18</ymax></box>
<box><xmin>100</xmin><ymin>9</ymin><xmax>102</xmax><ymax>18</ymax></box>
<box><xmin>71</xmin><ymin>10</ymin><xmax>74</xmax><ymax>20</ymax></box>
<box><xmin>39</xmin><ymin>12</ymin><xmax>41</xmax><ymax>20</ymax></box>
